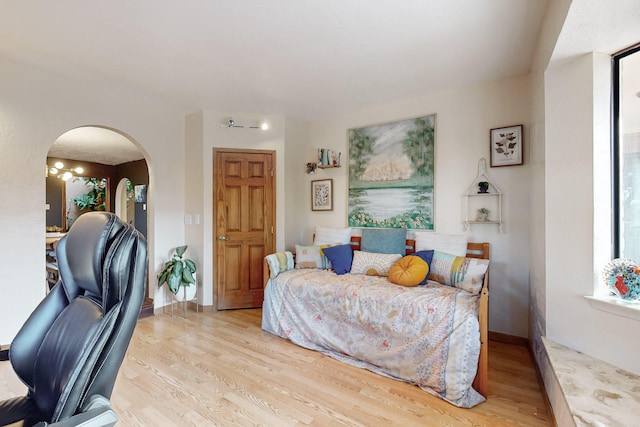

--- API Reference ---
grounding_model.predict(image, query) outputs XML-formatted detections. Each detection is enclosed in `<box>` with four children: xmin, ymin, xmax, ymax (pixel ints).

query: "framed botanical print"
<box><xmin>311</xmin><ymin>179</ymin><xmax>333</xmax><ymax>211</ymax></box>
<box><xmin>490</xmin><ymin>124</ymin><xmax>523</xmax><ymax>167</ymax></box>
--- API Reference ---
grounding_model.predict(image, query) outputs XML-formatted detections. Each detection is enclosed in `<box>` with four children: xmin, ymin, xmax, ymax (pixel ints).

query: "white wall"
<box><xmin>524</xmin><ymin>1</ymin><xmax>640</xmax><ymax>395</ymax></box>
<box><xmin>184</xmin><ymin>112</ymin><xmax>292</xmax><ymax>307</ymax></box>
<box><xmin>182</xmin><ymin>87</ymin><xmax>534</xmax><ymax>337</ymax></box>
<box><xmin>297</xmin><ymin>75</ymin><xmax>533</xmax><ymax>337</ymax></box>
<box><xmin>527</xmin><ymin>0</ymin><xmax>572</xmax><ymax>421</ymax></box>
<box><xmin>184</xmin><ymin>111</ymin><xmax>205</xmax><ymax>306</ymax></box>
<box><xmin>284</xmin><ymin>117</ymin><xmax>308</xmax><ymax>249</ymax></box>
<box><xmin>544</xmin><ymin>52</ymin><xmax>640</xmax><ymax>374</ymax></box>
<box><xmin>0</xmin><ymin>56</ymin><xmax>185</xmax><ymax>343</ymax></box>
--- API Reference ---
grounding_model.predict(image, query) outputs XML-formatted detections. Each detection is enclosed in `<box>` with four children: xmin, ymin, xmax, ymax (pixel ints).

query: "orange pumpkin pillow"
<box><xmin>388</xmin><ymin>255</ymin><xmax>429</xmax><ymax>287</ymax></box>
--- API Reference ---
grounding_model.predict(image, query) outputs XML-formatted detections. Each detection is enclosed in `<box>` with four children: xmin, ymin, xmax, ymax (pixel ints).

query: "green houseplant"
<box><xmin>72</xmin><ymin>177</ymin><xmax>107</xmax><ymax>211</ymax></box>
<box><xmin>157</xmin><ymin>245</ymin><xmax>197</xmax><ymax>298</ymax></box>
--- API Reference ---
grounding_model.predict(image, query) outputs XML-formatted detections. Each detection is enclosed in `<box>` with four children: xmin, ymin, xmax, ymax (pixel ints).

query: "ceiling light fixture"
<box><xmin>46</xmin><ymin>161</ymin><xmax>84</xmax><ymax>181</ymax></box>
<box><xmin>221</xmin><ymin>118</ymin><xmax>269</xmax><ymax>130</ymax></box>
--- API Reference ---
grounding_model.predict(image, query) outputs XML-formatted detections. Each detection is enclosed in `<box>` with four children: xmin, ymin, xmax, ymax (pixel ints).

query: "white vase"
<box><xmin>174</xmin><ymin>284</ymin><xmax>197</xmax><ymax>302</ymax></box>
<box><xmin>173</xmin><ymin>273</ymin><xmax>197</xmax><ymax>302</ymax></box>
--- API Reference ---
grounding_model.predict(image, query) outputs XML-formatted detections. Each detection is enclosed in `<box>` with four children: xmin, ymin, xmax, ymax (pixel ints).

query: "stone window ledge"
<box><xmin>543</xmin><ymin>337</ymin><xmax>640</xmax><ymax>426</ymax></box>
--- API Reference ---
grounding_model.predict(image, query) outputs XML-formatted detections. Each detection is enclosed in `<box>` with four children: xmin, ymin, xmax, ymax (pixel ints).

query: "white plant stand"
<box><xmin>168</xmin><ymin>282</ymin><xmax>200</xmax><ymax>317</ymax></box>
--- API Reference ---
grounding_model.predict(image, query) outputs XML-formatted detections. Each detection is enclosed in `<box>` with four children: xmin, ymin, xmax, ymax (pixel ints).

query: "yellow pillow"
<box><xmin>388</xmin><ymin>256</ymin><xmax>429</xmax><ymax>287</ymax></box>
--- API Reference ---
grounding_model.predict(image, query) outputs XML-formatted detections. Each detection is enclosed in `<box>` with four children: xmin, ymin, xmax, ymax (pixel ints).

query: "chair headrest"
<box><xmin>56</xmin><ymin>212</ymin><xmax>128</xmax><ymax>298</ymax></box>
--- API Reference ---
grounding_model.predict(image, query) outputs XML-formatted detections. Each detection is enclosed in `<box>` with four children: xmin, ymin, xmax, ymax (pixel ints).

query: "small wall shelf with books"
<box><xmin>306</xmin><ymin>148</ymin><xmax>342</xmax><ymax>173</ymax></box>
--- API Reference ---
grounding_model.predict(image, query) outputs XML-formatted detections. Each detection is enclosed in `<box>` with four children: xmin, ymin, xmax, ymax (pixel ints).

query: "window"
<box><xmin>613</xmin><ymin>44</ymin><xmax>640</xmax><ymax>260</ymax></box>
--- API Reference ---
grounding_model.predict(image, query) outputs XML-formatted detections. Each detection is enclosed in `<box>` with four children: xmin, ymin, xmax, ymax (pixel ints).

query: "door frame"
<box><xmin>212</xmin><ymin>148</ymin><xmax>276</xmax><ymax>310</ymax></box>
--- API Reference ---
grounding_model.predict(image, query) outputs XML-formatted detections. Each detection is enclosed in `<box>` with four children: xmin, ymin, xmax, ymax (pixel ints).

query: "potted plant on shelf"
<box><xmin>476</xmin><ymin>208</ymin><xmax>490</xmax><ymax>221</ymax></box>
<box><xmin>478</xmin><ymin>181</ymin><xmax>489</xmax><ymax>193</ymax></box>
<box><xmin>157</xmin><ymin>245</ymin><xmax>197</xmax><ymax>301</ymax></box>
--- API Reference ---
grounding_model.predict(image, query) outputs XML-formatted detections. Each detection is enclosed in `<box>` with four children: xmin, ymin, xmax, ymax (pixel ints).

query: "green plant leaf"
<box><xmin>182</xmin><ymin>269</ymin><xmax>195</xmax><ymax>285</ymax></box>
<box><xmin>73</xmin><ymin>193</ymin><xmax>94</xmax><ymax>210</ymax></box>
<box><xmin>176</xmin><ymin>245</ymin><xmax>187</xmax><ymax>257</ymax></box>
<box><xmin>157</xmin><ymin>267</ymin><xmax>171</xmax><ymax>286</ymax></box>
<box><xmin>167</xmin><ymin>273</ymin><xmax>181</xmax><ymax>294</ymax></box>
<box><xmin>171</xmin><ymin>261</ymin><xmax>184</xmax><ymax>279</ymax></box>
<box><xmin>184</xmin><ymin>259</ymin><xmax>196</xmax><ymax>273</ymax></box>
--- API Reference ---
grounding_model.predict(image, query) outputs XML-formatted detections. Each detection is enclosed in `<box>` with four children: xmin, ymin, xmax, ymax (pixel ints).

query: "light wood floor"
<box><xmin>0</xmin><ymin>309</ymin><xmax>552</xmax><ymax>426</ymax></box>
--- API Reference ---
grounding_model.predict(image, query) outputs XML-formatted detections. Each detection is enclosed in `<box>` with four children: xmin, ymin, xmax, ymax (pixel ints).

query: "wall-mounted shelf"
<box><xmin>463</xmin><ymin>158</ymin><xmax>503</xmax><ymax>232</ymax></box>
<box><xmin>306</xmin><ymin>148</ymin><xmax>342</xmax><ymax>173</ymax></box>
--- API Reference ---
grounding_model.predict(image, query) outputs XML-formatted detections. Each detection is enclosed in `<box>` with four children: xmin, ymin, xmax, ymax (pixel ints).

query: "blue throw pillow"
<box><xmin>409</xmin><ymin>250</ymin><xmax>435</xmax><ymax>285</ymax></box>
<box><xmin>361</xmin><ymin>228</ymin><xmax>407</xmax><ymax>255</ymax></box>
<box><xmin>322</xmin><ymin>244</ymin><xmax>353</xmax><ymax>275</ymax></box>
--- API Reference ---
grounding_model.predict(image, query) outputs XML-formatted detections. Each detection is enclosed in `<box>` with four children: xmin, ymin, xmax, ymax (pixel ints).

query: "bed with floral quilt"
<box><xmin>261</xmin><ymin>229</ymin><xmax>490</xmax><ymax>408</ymax></box>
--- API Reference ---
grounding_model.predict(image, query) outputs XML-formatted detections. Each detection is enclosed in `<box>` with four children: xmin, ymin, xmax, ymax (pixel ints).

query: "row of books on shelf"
<box><xmin>318</xmin><ymin>148</ymin><xmax>341</xmax><ymax>167</ymax></box>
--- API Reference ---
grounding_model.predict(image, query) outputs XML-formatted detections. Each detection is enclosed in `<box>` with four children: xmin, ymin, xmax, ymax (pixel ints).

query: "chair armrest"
<box><xmin>34</xmin><ymin>395</ymin><xmax>117</xmax><ymax>427</ymax></box>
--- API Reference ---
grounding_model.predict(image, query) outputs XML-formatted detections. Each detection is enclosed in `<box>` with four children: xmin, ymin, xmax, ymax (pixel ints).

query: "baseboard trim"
<box><xmin>488</xmin><ymin>331</ymin><xmax>529</xmax><ymax>347</ymax></box>
<box><xmin>153</xmin><ymin>301</ymin><xmax>215</xmax><ymax>315</ymax></box>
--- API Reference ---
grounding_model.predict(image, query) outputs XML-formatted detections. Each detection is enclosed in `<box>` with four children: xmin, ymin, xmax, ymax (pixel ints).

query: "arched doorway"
<box><xmin>45</xmin><ymin>126</ymin><xmax>153</xmax><ymax>313</ymax></box>
<box><xmin>115</xmin><ymin>177</ymin><xmax>133</xmax><ymax>224</ymax></box>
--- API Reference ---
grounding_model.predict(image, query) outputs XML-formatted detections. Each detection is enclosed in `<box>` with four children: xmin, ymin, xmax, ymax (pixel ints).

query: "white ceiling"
<box><xmin>2</xmin><ymin>0</ymin><xmax>550</xmax><ymax>164</ymax></box>
<box><xmin>47</xmin><ymin>127</ymin><xmax>145</xmax><ymax>166</ymax></box>
<box><xmin>550</xmin><ymin>0</ymin><xmax>640</xmax><ymax>135</ymax></box>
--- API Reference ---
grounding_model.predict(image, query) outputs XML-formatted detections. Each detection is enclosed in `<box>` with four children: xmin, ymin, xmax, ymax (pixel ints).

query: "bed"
<box><xmin>262</xmin><ymin>235</ymin><xmax>489</xmax><ymax>408</ymax></box>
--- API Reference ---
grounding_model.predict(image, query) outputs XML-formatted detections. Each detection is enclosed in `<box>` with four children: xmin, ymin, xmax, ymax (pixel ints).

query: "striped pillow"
<box><xmin>265</xmin><ymin>251</ymin><xmax>294</xmax><ymax>278</ymax></box>
<box><xmin>428</xmin><ymin>251</ymin><xmax>489</xmax><ymax>295</ymax></box>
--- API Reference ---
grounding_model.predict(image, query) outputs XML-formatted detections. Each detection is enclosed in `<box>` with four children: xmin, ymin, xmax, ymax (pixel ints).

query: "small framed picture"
<box><xmin>311</xmin><ymin>179</ymin><xmax>333</xmax><ymax>211</ymax></box>
<box><xmin>490</xmin><ymin>125</ymin><xmax>523</xmax><ymax>167</ymax></box>
<box><xmin>134</xmin><ymin>184</ymin><xmax>147</xmax><ymax>203</ymax></box>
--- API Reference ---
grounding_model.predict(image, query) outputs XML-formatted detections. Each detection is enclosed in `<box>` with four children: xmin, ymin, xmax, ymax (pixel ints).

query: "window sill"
<box><xmin>585</xmin><ymin>295</ymin><xmax>640</xmax><ymax>321</ymax></box>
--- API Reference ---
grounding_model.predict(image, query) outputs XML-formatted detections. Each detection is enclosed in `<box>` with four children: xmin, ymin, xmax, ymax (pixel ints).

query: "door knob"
<box><xmin>218</xmin><ymin>236</ymin><xmax>228</xmax><ymax>241</ymax></box>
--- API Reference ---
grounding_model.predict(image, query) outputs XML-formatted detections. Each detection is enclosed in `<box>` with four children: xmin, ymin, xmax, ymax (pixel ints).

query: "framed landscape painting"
<box><xmin>348</xmin><ymin>115</ymin><xmax>435</xmax><ymax>229</ymax></box>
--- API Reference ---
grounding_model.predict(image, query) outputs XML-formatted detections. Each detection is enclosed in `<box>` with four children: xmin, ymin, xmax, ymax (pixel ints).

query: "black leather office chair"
<box><xmin>0</xmin><ymin>212</ymin><xmax>147</xmax><ymax>426</ymax></box>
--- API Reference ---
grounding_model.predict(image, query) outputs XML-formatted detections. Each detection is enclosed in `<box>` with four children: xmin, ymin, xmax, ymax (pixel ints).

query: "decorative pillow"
<box><xmin>322</xmin><ymin>244</ymin><xmax>353</xmax><ymax>275</ymax></box>
<box><xmin>408</xmin><ymin>250</ymin><xmax>435</xmax><ymax>285</ymax></box>
<box><xmin>428</xmin><ymin>251</ymin><xmax>489</xmax><ymax>295</ymax></box>
<box><xmin>361</xmin><ymin>228</ymin><xmax>407</xmax><ymax>255</ymax></box>
<box><xmin>295</xmin><ymin>244</ymin><xmax>333</xmax><ymax>269</ymax></box>
<box><xmin>265</xmin><ymin>251</ymin><xmax>294</xmax><ymax>278</ymax></box>
<box><xmin>350</xmin><ymin>251</ymin><xmax>402</xmax><ymax>277</ymax></box>
<box><xmin>388</xmin><ymin>256</ymin><xmax>429</xmax><ymax>287</ymax></box>
<box><xmin>414</xmin><ymin>232</ymin><xmax>468</xmax><ymax>257</ymax></box>
<box><xmin>314</xmin><ymin>226</ymin><xmax>352</xmax><ymax>246</ymax></box>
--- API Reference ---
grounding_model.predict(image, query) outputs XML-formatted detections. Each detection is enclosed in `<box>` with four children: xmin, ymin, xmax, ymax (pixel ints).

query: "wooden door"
<box><xmin>214</xmin><ymin>149</ymin><xmax>275</xmax><ymax>310</ymax></box>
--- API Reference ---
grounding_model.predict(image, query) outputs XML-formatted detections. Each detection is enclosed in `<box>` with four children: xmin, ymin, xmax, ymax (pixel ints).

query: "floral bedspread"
<box><xmin>262</xmin><ymin>269</ymin><xmax>485</xmax><ymax>408</ymax></box>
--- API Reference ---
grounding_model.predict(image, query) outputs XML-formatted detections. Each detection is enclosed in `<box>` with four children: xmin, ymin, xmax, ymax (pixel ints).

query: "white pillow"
<box><xmin>294</xmin><ymin>244</ymin><xmax>334</xmax><ymax>269</ymax></box>
<box><xmin>414</xmin><ymin>232</ymin><xmax>468</xmax><ymax>257</ymax></box>
<box><xmin>314</xmin><ymin>226</ymin><xmax>352</xmax><ymax>246</ymax></box>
